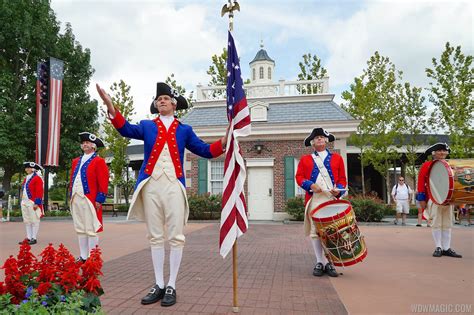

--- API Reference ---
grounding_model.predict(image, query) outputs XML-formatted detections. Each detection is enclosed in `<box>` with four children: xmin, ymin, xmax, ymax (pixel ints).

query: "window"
<box><xmin>209</xmin><ymin>160</ymin><xmax>224</xmax><ymax>195</ymax></box>
<box><xmin>259</xmin><ymin>67</ymin><xmax>264</xmax><ymax>79</ymax></box>
<box><xmin>252</xmin><ymin>68</ymin><xmax>256</xmax><ymax>81</ymax></box>
<box><xmin>249</xmin><ymin>101</ymin><xmax>268</xmax><ymax>121</ymax></box>
<box><xmin>268</xmin><ymin>67</ymin><xmax>272</xmax><ymax>80</ymax></box>
<box><xmin>294</xmin><ymin>158</ymin><xmax>305</xmax><ymax>196</ymax></box>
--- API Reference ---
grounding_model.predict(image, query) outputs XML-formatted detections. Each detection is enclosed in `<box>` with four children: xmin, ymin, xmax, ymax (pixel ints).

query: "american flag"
<box><xmin>219</xmin><ymin>31</ymin><xmax>251</xmax><ymax>258</ymax></box>
<box><xmin>45</xmin><ymin>58</ymin><xmax>64</xmax><ymax>166</ymax></box>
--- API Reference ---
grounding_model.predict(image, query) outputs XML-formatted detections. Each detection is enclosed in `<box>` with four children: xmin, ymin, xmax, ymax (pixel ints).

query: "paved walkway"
<box><xmin>1</xmin><ymin>218</ymin><xmax>473</xmax><ymax>314</ymax></box>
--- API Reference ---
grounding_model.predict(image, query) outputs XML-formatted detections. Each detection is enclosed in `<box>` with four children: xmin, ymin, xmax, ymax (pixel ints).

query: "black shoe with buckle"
<box><xmin>324</xmin><ymin>263</ymin><xmax>339</xmax><ymax>277</ymax></box>
<box><xmin>28</xmin><ymin>239</ymin><xmax>37</xmax><ymax>245</ymax></box>
<box><xmin>442</xmin><ymin>248</ymin><xmax>462</xmax><ymax>258</ymax></box>
<box><xmin>313</xmin><ymin>262</ymin><xmax>324</xmax><ymax>277</ymax></box>
<box><xmin>161</xmin><ymin>286</ymin><xmax>177</xmax><ymax>307</ymax></box>
<box><xmin>432</xmin><ymin>247</ymin><xmax>442</xmax><ymax>257</ymax></box>
<box><xmin>141</xmin><ymin>284</ymin><xmax>165</xmax><ymax>305</ymax></box>
<box><xmin>75</xmin><ymin>257</ymin><xmax>87</xmax><ymax>264</ymax></box>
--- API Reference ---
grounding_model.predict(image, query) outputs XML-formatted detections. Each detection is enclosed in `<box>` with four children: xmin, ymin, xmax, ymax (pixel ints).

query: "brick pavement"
<box><xmin>1</xmin><ymin>219</ymin><xmax>472</xmax><ymax>314</ymax></box>
<box><xmin>101</xmin><ymin>224</ymin><xmax>347</xmax><ymax>315</ymax></box>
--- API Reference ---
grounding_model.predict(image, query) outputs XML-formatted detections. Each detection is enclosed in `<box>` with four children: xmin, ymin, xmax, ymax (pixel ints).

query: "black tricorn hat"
<box><xmin>424</xmin><ymin>142</ymin><xmax>450</xmax><ymax>156</ymax></box>
<box><xmin>79</xmin><ymin>132</ymin><xmax>105</xmax><ymax>148</ymax></box>
<box><xmin>23</xmin><ymin>161</ymin><xmax>44</xmax><ymax>171</ymax></box>
<box><xmin>304</xmin><ymin>127</ymin><xmax>336</xmax><ymax>146</ymax></box>
<box><xmin>150</xmin><ymin>82</ymin><xmax>188</xmax><ymax>114</ymax></box>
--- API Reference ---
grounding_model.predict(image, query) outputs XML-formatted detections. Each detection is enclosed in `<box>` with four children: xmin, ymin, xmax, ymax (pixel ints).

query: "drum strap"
<box><xmin>312</xmin><ymin>153</ymin><xmax>334</xmax><ymax>191</ymax></box>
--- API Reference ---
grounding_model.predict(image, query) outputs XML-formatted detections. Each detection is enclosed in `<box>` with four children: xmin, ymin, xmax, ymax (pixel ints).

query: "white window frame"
<box><xmin>208</xmin><ymin>160</ymin><xmax>224</xmax><ymax>195</ymax></box>
<box><xmin>259</xmin><ymin>66</ymin><xmax>264</xmax><ymax>79</ymax></box>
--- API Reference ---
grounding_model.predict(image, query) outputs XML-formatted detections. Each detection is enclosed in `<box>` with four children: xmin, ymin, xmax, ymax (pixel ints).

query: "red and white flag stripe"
<box><xmin>45</xmin><ymin>78</ymin><xmax>62</xmax><ymax>166</ymax></box>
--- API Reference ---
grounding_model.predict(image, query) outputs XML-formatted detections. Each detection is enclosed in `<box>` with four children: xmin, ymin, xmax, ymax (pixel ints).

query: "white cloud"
<box><xmin>52</xmin><ymin>0</ymin><xmax>225</xmax><ymax>119</ymax></box>
<box><xmin>52</xmin><ymin>0</ymin><xmax>473</xmax><ymax>122</ymax></box>
<box><xmin>323</xmin><ymin>1</ymin><xmax>473</xmax><ymax>87</ymax></box>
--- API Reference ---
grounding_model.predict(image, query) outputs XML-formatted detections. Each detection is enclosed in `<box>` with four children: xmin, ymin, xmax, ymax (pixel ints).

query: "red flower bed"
<box><xmin>0</xmin><ymin>241</ymin><xmax>104</xmax><ymax>307</ymax></box>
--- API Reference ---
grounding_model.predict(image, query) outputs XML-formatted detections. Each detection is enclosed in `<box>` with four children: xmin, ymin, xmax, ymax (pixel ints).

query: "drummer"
<box><xmin>416</xmin><ymin>142</ymin><xmax>462</xmax><ymax>258</ymax></box>
<box><xmin>296</xmin><ymin>128</ymin><xmax>347</xmax><ymax>277</ymax></box>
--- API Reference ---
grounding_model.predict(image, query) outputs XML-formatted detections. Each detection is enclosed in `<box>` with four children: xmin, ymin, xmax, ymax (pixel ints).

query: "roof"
<box><xmin>250</xmin><ymin>49</ymin><xmax>275</xmax><ymax>64</ymax></box>
<box><xmin>181</xmin><ymin>101</ymin><xmax>354</xmax><ymax>127</ymax></box>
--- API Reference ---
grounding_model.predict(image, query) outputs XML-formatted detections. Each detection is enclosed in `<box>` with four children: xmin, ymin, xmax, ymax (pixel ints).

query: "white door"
<box><xmin>247</xmin><ymin>167</ymin><xmax>273</xmax><ymax>220</ymax></box>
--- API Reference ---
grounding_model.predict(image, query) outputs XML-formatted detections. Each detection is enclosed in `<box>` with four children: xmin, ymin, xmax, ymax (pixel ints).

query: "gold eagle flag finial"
<box><xmin>221</xmin><ymin>0</ymin><xmax>240</xmax><ymax>31</ymax></box>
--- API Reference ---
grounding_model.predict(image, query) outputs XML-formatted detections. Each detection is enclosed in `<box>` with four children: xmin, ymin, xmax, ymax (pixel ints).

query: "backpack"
<box><xmin>394</xmin><ymin>183</ymin><xmax>410</xmax><ymax>197</ymax></box>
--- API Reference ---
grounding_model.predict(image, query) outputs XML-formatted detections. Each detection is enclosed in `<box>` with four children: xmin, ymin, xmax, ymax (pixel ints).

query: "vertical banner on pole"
<box><xmin>36</xmin><ymin>57</ymin><xmax>64</xmax><ymax>167</ymax></box>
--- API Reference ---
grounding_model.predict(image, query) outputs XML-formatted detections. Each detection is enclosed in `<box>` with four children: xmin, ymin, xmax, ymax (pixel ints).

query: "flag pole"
<box><xmin>232</xmin><ymin>241</ymin><xmax>239</xmax><ymax>313</ymax></box>
<box><xmin>221</xmin><ymin>1</ymin><xmax>241</xmax><ymax>312</ymax></box>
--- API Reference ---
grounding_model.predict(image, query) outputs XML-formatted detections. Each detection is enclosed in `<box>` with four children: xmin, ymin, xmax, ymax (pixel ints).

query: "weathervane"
<box><xmin>221</xmin><ymin>0</ymin><xmax>240</xmax><ymax>32</ymax></box>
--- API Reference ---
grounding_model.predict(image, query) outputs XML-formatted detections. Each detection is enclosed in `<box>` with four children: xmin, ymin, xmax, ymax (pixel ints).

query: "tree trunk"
<box><xmin>385</xmin><ymin>169</ymin><xmax>391</xmax><ymax>204</ymax></box>
<box><xmin>2</xmin><ymin>166</ymin><xmax>14</xmax><ymax>195</ymax></box>
<box><xmin>360</xmin><ymin>148</ymin><xmax>366</xmax><ymax>195</ymax></box>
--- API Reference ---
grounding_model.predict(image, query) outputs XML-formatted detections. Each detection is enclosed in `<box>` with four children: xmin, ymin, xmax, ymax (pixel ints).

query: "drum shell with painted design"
<box><xmin>310</xmin><ymin>199</ymin><xmax>367</xmax><ymax>267</ymax></box>
<box><xmin>427</xmin><ymin>159</ymin><xmax>474</xmax><ymax>205</ymax></box>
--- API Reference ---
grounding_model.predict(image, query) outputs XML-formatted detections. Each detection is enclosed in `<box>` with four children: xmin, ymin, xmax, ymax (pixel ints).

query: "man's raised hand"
<box><xmin>96</xmin><ymin>83</ymin><xmax>116</xmax><ymax>117</ymax></box>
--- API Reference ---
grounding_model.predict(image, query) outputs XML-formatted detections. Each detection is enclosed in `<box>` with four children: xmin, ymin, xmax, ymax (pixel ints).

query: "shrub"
<box><xmin>188</xmin><ymin>194</ymin><xmax>222</xmax><ymax>220</ymax></box>
<box><xmin>0</xmin><ymin>243</ymin><xmax>104</xmax><ymax>314</ymax></box>
<box><xmin>116</xmin><ymin>204</ymin><xmax>129</xmax><ymax>212</ymax></box>
<box><xmin>348</xmin><ymin>194</ymin><xmax>389</xmax><ymax>222</ymax></box>
<box><xmin>285</xmin><ymin>196</ymin><xmax>305</xmax><ymax>221</ymax></box>
<box><xmin>2</xmin><ymin>210</ymin><xmax>71</xmax><ymax>218</ymax></box>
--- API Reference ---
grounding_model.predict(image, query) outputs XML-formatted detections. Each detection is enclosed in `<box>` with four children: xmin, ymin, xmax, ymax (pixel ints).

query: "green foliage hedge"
<box><xmin>285</xmin><ymin>196</ymin><xmax>305</xmax><ymax>221</ymax></box>
<box><xmin>284</xmin><ymin>194</ymin><xmax>392</xmax><ymax>222</ymax></box>
<box><xmin>188</xmin><ymin>194</ymin><xmax>222</xmax><ymax>220</ymax></box>
<box><xmin>349</xmin><ymin>194</ymin><xmax>390</xmax><ymax>222</ymax></box>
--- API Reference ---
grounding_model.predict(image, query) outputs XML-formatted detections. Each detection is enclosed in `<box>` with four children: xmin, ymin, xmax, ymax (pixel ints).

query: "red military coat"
<box><xmin>69</xmin><ymin>153</ymin><xmax>109</xmax><ymax>232</ymax></box>
<box><xmin>295</xmin><ymin>151</ymin><xmax>347</xmax><ymax>205</ymax></box>
<box><xmin>21</xmin><ymin>173</ymin><xmax>44</xmax><ymax>217</ymax></box>
<box><xmin>416</xmin><ymin>160</ymin><xmax>433</xmax><ymax>202</ymax></box>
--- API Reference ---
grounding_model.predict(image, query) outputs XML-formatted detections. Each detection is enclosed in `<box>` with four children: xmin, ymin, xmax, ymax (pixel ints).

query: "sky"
<box><xmin>50</xmin><ymin>0</ymin><xmax>473</xmax><ymax>121</ymax></box>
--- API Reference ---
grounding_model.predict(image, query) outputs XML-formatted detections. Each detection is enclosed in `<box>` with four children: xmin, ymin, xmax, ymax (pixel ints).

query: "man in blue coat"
<box><xmin>97</xmin><ymin>82</ymin><xmax>227</xmax><ymax>307</ymax></box>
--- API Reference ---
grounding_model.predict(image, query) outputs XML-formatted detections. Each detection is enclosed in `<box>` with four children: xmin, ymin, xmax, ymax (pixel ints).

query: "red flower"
<box><xmin>79</xmin><ymin>247</ymin><xmax>104</xmax><ymax>295</ymax></box>
<box><xmin>37</xmin><ymin>244</ymin><xmax>57</xmax><ymax>283</ymax></box>
<box><xmin>83</xmin><ymin>277</ymin><xmax>102</xmax><ymax>294</ymax></box>
<box><xmin>17</xmin><ymin>241</ymin><xmax>37</xmax><ymax>278</ymax></box>
<box><xmin>1</xmin><ymin>243</ymin><xmax>104</xmax><ymax>304</ymax></box>
<box><xmin>1</xmin><ymin>256</ymin><xmax>25</xmax><ymax>303</ymax></box>
<box><xmin>37</xmin><ymin>282</ymin><xmax>52</xmax><ymax>295</ymax></box>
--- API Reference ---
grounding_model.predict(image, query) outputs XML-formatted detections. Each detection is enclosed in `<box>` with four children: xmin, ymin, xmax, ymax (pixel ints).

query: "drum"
<box><xmin>427</xmin><ymin>159</ymin><xmax>474</xmax><ymax>205</ymax></box>
<box><xmin>310</xmin><ymin>200</ymin><xmax>367</xmax><ymax>267</ymax></box>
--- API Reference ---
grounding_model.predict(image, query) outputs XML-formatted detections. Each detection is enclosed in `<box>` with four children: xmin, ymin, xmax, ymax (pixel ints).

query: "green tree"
<box><xmin>342</xmin><ymin>52</ymin><xmax>403</xmax><ymax>201</ymax></box>
<box><xmin>426</xmin><ymin>42</ymin><xmax>474</xmax><ymax>158</ymax></box>
<box><xmin>297</xmin><ymin>53</ymin><xmax>328</xmax><ymax>94</ymax></box>
<box><xmin>165</xmin><ymin>73</ymin><xmax>193</xmax><ymax>118</ymax></box>
<box><xmin>341</xmin><ymin>76</ymin><xmax>375</xmax><ymax>195</ymax></box>
<box><xmin>0</xmin><ymin>1</ymin><xmax>98</xmax><ymax>193</ymax></box>
<box><xmin>102</xmin><ymin>80</ymin><xmax>135</xmax><ymax>207</ymax></box>
<box><xmin>207</xmin><ymin>48</ymin><xmax>228</xmax><ymax>87</ymax></box>
<box><xmin>206</xmin><ymin>48</ymin><xmax>227</xmax><ymax>99</ymax></box>
<box><xmin>397</xmin><ymin>83</ymin><xmax>428</xmax><ymax>193</ymax></box>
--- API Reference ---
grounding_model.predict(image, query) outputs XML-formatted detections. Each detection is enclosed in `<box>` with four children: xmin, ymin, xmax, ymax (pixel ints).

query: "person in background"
<box><xmin>68</xmin><ymin>132</ymin><xmax>109</xmax><ymax>263</ymax></box>
<box><xmin>18</xmin><ymin>162</ymin><xmax>44</xmax><ymax>245</ymax></box>
<box><xmin>391</xmin><ymin>176</ymin><xmax>413</xmax><ymax>226</ymax></box>
<box><xmin>416</xmin><ymin>143</ymin><xmax>462</xmax><ymax>258</ymax></box>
